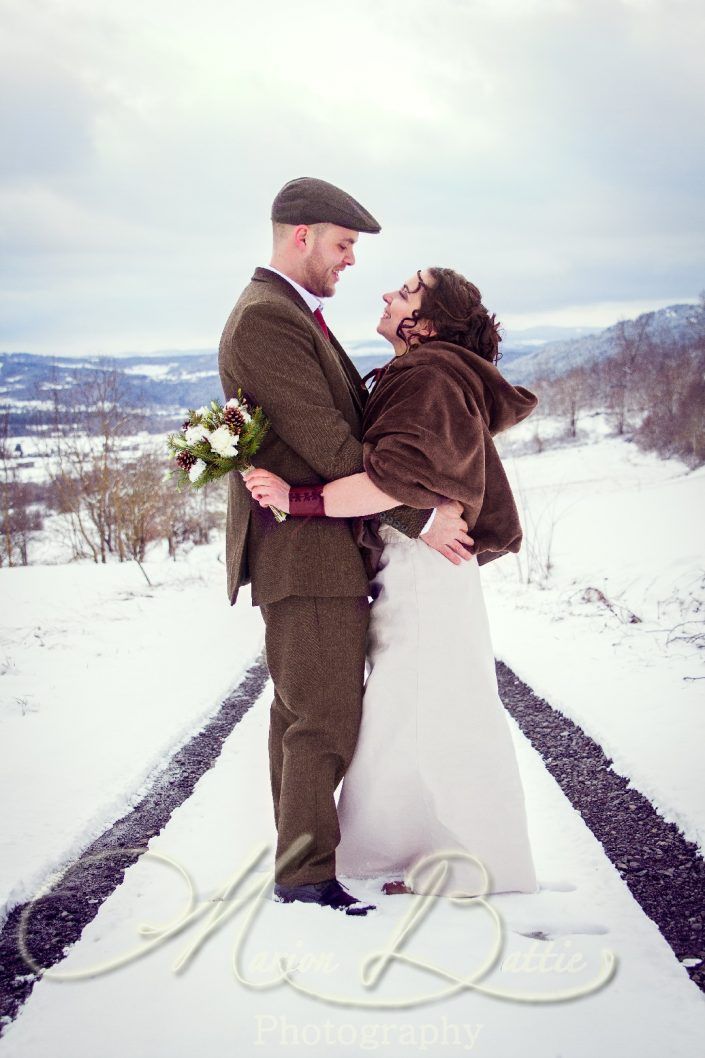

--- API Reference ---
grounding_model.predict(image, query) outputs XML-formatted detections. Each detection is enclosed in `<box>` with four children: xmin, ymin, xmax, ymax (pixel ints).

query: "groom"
<box><xmin>218</xmin><ymin>177</ymin><xmax>472</xmax><ymax>915</ymax></box>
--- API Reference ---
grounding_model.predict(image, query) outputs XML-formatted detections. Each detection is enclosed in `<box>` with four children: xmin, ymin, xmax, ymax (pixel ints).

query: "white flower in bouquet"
<box><xmin>196</xmin><ymin>405</ymin><xmax>211</xmax><ymax>418</ymax></box>
<box><xmin>209</xmin><ymin>424</ymin><xmax>239</xmax><ymax>457</ymax></box>
<box><xmin>188</xmin><ymin>458</ymin><xmax>207</xmax><ymax>483</ymax></box>
<box><xmin>184</xmin><ymin>423</ymin><xmax>211</xmax><ymax>445</ymax></box>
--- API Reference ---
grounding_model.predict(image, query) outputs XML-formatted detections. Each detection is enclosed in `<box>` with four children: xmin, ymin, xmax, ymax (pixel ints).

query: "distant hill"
<box><xmin>0</xmin><ymin>351</ymin><xmax>222</xmax><ymax>433</ymax></box>
<box><xmin>345</xmin><ymin>324</ymin><xmax>599</xmax><ymax>372</ymax></box>
<box><xmin>1</xmin><ymin>305</ymin><xmax>700</xmax><ymax>434</ymax></box>
<box><xmin>501</xmin><ymin>303</ymin><xmax>703</xmax><ymax>384</ymax></box>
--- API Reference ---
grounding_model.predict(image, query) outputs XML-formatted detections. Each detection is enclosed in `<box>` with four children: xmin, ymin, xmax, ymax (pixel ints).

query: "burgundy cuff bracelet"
<box><xmin>288</xmin><ymin>484</ymin><xmax>326</xmax><ymax>517</ymax></box>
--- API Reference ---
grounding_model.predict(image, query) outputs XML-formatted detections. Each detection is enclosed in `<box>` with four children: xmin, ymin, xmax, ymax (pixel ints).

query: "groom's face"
<box><xmin>301</xmin><ymin>224</ymin><xmax>358</xmax><ymax>298</ymax></box>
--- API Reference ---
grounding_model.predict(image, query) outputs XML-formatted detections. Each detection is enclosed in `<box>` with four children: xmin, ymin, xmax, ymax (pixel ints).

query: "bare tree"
<box><xmin>507</xmin><ymin>457</ymin><xmax>576</xmax><ymax>587</ymax></box>
<box><xmin>112</xmin><ymin>450</ymin><xmax>167</xmax><ymax>565</ymax></box>
<box><xmin>46</xmin><ymin>367</ymin><xmax>137</xmax><ymax>562</ymax></box>
<box><xmin>0</xmin><ymin>411</ymin><xmax>12</xmax><ymax>565</ymax></box>
<box><xmin>550</xmin><ymin>365</ymin><xmax>591</xmax><ymax>439</ymax></box>
<box><xmin>600</xmin><ymin>316</ymin><xmax>652</xmax><ymax>435</ymax></box>
<box><xmin>634</xmin><ymin>342</ymin><xmax>705</xmax><ymax>466</ymax></box>
<box><xmin>0</xmin><ymin>411</ymin><xmax>43</xmax><ymax>565</ymax></box>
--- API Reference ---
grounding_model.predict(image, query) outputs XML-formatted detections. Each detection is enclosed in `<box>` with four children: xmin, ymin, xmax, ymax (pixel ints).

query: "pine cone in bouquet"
<box><xmin>175</xmin><ymin>450</ymin><xmax>197</xmax><ymax>472</ymax></box>
<box><xmin>223</xmin><ymin>403</ymin><xmax>247</xmax><ymax>432</ymax></box>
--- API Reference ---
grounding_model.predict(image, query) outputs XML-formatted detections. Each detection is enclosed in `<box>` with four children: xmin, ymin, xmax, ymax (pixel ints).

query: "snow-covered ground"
<box><xmin>1</xmin><ymin>416</ymin><xmax>704</xmax><ymax>1055</ymax></box>
<box><xmin>3</xmin><ymin>432</ymin><xmax>172</xmax><ymax>489</ymax></box>
<box><xmin>2</xmin><ymin>677</ymin><xmax>704</xmax><ymax>1058</ymax></box>
<box><xmin>0</xmin><ymin>541</ymin><xmax>265</xmax><ymax>930</ymax></box>
<box><xmin>489</xmin><ymin>413</ymin><xmax>705</xmax><ymax>854</ymax></box>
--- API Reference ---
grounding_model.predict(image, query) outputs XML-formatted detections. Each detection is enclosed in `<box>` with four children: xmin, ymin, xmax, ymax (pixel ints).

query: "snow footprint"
<box><xmin>514</xmin><ymin>924</ymin><xmax>610</xmax><ymax>941</ymax></box>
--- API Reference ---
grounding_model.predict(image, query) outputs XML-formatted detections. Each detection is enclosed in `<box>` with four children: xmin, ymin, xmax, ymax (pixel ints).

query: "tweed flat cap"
<box><xmin>271</xmin><ymin>176</ymin><xmax>381</xmax><ymax>233</ymax></box>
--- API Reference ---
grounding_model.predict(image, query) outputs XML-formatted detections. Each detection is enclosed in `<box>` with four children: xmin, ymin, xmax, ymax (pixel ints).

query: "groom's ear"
<box><xmin>293</xmin><ymin>224</ymin><xmax>311</xmax><ymax>251</ymax></box>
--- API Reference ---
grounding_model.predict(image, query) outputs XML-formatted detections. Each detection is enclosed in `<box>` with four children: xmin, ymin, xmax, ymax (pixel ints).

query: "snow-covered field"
<box><xmin>1</xmin><ymin>415</ymin><xmax>704</xmax><ymax>1055</ymax></box>
<box><xmin>0</xmin><ymin>541</ymin><xmax>265</xmax><ymax>928</ymax></box>
<box><xmin>4</xmin><ymin>432</ymin><xmax>172</xmax><ymax>490</ymax></box>
<box><xmin>489</xmin><ymin>413</ymin><xmax>705</xmax><ymax>855</ymax></box>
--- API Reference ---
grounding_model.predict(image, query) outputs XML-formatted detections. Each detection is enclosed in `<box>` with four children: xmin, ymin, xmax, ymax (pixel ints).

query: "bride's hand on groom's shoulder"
<box><xmin>420</xmin><ymin>499</ymin><xmax>474</xmax><ymax>565</ymax></box>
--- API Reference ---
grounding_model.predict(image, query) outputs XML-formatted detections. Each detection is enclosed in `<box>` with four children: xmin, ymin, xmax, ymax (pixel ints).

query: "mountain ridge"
<box><xmin>1</xmin><ymin>302</ymin><xmax>700</xmax><ymax>434</ymax></box>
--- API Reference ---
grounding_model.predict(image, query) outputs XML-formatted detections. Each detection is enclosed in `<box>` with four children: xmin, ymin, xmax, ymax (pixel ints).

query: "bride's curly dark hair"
<box><xmin>397</xmin><ymin>268</ymin><xmax>503</xmax><ymax>365</ymax></box>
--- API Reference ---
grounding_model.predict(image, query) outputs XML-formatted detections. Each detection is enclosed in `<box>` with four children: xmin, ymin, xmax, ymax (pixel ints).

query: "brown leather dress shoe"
<box><xmin>273</xmin><ymin>877</ymin><xmax>376</xmax><ymax>915</ymax></box>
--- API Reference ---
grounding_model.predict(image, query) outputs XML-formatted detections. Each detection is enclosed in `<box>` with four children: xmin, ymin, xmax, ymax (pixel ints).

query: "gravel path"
<box><xmin>1</xmin><ymin>652</ymin><xmax>703</xmax><ymax>1037</ymax></box>
<box><xmin>496</xmin><ymin>659</ymin><xmax>705</xmax><ymax>994</ymax></box>
<box><xmin>0</xmin><ymin>652</ymin><xmax>270</xmax><ymax>1033</ymax></box>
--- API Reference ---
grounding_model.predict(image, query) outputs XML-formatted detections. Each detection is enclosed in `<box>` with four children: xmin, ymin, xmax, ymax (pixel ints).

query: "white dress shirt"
<box><xmin>262</xmin><ymin>265</ymin><xmax>322</xmax><ymax>313</ymax></box>
<box><xmin>259</xmin><ymin>264</ymin><xmax>436</xmax><ymax>535</ymax></box>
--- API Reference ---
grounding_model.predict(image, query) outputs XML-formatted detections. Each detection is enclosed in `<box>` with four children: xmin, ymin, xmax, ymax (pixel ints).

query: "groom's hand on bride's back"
<box><xmin>420</xmin><ymin>499</ymin><xmax>474</xmax><ymax>565</ymax></box>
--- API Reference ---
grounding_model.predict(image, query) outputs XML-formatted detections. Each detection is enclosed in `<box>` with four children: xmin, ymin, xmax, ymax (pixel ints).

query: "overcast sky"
<box><xmin>1</xmin><ymin>0</ymin><xmax>703</xmax><ymax>355</ymax></box>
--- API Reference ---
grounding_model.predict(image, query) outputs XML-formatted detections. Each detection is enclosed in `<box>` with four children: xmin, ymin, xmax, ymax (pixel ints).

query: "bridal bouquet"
<box><xmin>165</xmin><ymin>391</ymin><xmax>287</xmax><ymax>521</ymax></box>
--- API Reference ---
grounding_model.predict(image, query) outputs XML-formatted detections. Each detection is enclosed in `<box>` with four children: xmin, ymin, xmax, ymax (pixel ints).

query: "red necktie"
<box><xmin>313</xmin><ymin>307</ymin><xmax>329</xmax><ymax>339</ymax></box>
<box><xmin>360</xmin><ymin>363</ymin><xmax>392</xmax><ymax>392</ymax></box>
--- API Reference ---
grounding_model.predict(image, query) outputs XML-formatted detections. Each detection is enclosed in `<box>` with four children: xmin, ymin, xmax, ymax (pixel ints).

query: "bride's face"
<box><xmin>377</xmin><ymin>269</ymin><xmax>435</xmax><ymax>353</ymax></box>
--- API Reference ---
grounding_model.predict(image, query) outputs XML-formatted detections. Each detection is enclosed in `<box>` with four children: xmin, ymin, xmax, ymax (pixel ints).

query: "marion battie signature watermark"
<box><xmin>17</xmin><ymin>833</ymin><xmax>617</xmax><ymax>1009</ymax></box>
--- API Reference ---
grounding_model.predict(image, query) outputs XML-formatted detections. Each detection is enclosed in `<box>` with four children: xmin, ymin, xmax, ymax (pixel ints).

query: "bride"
<box><xmin>244</xmin><ymin>266</ymin><xmax>540</xmax><ymax>899</ymax></box>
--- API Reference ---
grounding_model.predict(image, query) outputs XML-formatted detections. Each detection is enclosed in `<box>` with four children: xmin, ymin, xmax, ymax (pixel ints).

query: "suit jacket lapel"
<box><xmin>251</xmin><ymin>267</ymin><xmax>312</xmax><ymax>315</ymax></box>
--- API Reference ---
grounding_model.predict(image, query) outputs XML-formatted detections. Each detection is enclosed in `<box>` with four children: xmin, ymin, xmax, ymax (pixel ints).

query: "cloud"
<box><xmin>0</xmin><ymin>0</ymin><xmax>703</xmax><ymax>352</ymax></box>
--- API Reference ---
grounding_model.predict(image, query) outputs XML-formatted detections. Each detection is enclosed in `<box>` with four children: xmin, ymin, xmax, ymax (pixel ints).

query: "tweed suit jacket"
<box><xmin>217</xmin><ymin>267</ymin><xmax>432</xmax><ymax>606</ymax></box>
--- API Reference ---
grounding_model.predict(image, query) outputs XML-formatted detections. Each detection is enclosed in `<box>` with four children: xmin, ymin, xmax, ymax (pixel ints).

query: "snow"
<box><xmin>176</xmin><ymin>370</ymin><xmax>220</xmax><ymax>381</ymax></box>
<box><xmin>0</xmin><ymin>399</ymin><xmax>54</xmax><ymax>411</ymax></box>
<box><xmin>487</xmin><ymin>415</ymin><xmax>705</xmax><ymax>854</ymax></box>
<box><xmin>2</xmin><ymin>433</ymin><xmax>171</xmax><ymax>490</ymax></box>
<box><xmin>123</xmin><ymin>363</ymin><xmax>179</xmax><ymax>380</ymax></box>
<box><xmin>1</xmin><ymin>680</ymin><xmax>704</xmax><ymax>1056</ymax></box>
<box><xmin>0</xmin><ymin>541</ymin><xmax>265</xmax><ymax>931</ymax></box>
<box><xmin>1</xmin><ymin>420</ymin><xmax>704</xmax><ymax>1054</ymax></box>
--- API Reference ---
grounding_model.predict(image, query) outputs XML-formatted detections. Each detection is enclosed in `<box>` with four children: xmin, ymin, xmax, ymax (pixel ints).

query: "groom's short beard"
<box><xmin>302</xmin><ymin>247</ymin><xmax>336</xmax><ymax>298</ymax></box>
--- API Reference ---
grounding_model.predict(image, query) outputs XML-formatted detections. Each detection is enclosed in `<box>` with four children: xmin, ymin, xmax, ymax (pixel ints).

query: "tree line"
<box><xmin>528</xmin><ymin>296</ymin><xmax>705</xmax><ymax>467</ymax></box>
<box><xmin>2</xmin><ymin>301</ymin><xmax>704</xmax><ymax>567</ymax></box>
<box><xmin>0</xmin><ymin>370</ymin><xmax>223</xmax><ymax>568</ymax></box>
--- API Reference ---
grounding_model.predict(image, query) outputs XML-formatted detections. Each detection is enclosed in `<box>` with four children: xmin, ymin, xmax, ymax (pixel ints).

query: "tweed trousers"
<box><xmin>259</xmin><ymin>593</ymin><xmax>370</xmax><ymax>887</ymax></box>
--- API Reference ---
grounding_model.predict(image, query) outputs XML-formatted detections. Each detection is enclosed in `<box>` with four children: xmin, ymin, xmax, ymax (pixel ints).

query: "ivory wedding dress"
<box><xmin>335</xmin><ymin>522</ymin><xmax>539</xmax><ymax>898</ymax></box>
